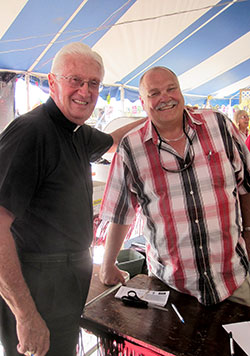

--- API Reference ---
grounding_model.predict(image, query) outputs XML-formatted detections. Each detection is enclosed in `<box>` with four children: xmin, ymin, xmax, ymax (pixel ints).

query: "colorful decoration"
<box><xmin>106</xmin><ymin>93</ymin><xmax>111</xmax><ymax>104</ymax></box>
<box><xmin>239</xmin><ymin>98</ymin><xmax>250</xmax><ymax>115</ymax></box>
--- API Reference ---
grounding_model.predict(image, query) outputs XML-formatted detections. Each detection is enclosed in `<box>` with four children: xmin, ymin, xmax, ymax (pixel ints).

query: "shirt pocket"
<box><xmin>208</xmin><ymin>150</ymin><xmax>235</xmax><ymax>189</ymax></box>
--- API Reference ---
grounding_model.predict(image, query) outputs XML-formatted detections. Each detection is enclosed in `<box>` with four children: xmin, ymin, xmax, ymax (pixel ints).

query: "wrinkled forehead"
<box><xmin>140</xmin><ymin>68</ymin><xmax>179</xmax><ymax>95</ymax></box>
<box><xmin>58</xmin><ymin>54</ymin><xmax>104</xmax><ymax>79</ymax></box>
<box><xmin>241</xmin><ymin>111</ymin><xmax>249</xmax><ymax>117</ymax></box>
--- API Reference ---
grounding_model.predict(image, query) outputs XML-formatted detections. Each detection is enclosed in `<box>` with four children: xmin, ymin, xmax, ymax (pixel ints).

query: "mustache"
<box><xmin>155</xmin><ymin>100</ymin><xmax>178</xmax><ymax>111</ymax></box>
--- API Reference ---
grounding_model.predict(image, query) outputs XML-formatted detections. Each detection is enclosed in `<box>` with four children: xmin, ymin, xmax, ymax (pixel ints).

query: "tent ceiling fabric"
<box><xmin>0</xmin><ymin>0</ymin><xmax>249</xmax><ymax>104</ymax></box>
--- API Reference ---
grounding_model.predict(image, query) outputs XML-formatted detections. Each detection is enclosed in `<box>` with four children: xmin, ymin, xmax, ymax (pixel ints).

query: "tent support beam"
<box><xmin>25</xmin><ymin>73</ymin><xmax>30</xmax><ymax>112</ymax></box>
<box><xmin>120</xmin><ymin>86</ymin><xmax>125</xmax><ymax>115</ymax></box>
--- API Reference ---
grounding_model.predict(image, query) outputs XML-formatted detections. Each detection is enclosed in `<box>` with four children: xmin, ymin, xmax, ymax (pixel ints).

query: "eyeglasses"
<box><xmin>240</xmin><ymin>115</ymin><xmax>249</xmax><ymax>120</ymax></box>
<box><xmin>52</xmin><ymin>74</ymin><xmax>103</xmax><ymax>92</ymax></box>
<box><xmin>152</xmin><ymin>122</ymin><xmax>195</xmax><ymax>173</ymax></box>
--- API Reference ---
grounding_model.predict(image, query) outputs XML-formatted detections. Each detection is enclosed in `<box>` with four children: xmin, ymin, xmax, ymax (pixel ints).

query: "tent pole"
<box><xmin>25</xmin><ymin>73</ymin><xmax>30</xmax><ymax>113</ymax></box>
<box><xmin>120</xmin><ymin>86</ymin><xmax>125</xmax><ymax>115</ymax></box>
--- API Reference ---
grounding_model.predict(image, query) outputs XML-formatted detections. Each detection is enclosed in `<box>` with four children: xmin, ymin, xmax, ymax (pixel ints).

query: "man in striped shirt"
<box><xmin>99</xmin><ymin>66</ymin><xmax>250</xmax><ymax>306</ymax></box>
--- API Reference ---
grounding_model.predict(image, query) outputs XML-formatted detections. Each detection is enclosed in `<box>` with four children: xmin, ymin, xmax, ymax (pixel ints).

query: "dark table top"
<box><xmin>85</xmin><ymin>264</ymin><xmax>129</xmax><ymax>306</ymax></box>
<box><xmin>81</xmin><ymin>274</ymin><xmax>250</xmax><ymax>356</ymax></box>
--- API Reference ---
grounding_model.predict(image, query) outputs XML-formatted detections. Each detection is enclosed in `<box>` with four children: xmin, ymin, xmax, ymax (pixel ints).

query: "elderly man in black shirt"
<box><xmin>0</xmin><ymin>42</ymin><xmax>145</xmax><ymax>356</ymax></box>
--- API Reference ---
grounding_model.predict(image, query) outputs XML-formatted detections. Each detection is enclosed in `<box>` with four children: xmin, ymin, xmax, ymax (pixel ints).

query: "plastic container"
<box><xmin>116</xmin><ymin>248</ymin><xmax>145</xmax><ymax>277</ymax></box>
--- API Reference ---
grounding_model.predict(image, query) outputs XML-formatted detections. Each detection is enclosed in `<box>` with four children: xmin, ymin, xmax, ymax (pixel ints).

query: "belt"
<box><xmin>19</xmin><ymin>249</ymin><xmax>90</xmax><ymax>263</ymax></box>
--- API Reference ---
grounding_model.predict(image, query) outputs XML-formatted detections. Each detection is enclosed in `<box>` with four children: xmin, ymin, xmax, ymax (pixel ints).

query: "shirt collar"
<box><xmin>142</xmin><ymin>107</ymin><xmax>204</xmax><ymax>144</ymax></box>
<box><xmin>184</xmin><ymin>107</ymin><xmax>205</xmax><ymax>126</ymax></box>
<box><xmin>45</xmin><ymin>97</ymin><xmax>80</xmax><ymax>133</ymax></box>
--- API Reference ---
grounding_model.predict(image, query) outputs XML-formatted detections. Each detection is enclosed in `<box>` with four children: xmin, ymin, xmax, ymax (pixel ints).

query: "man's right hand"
<box><xmin>16</xmin><ymin>311</ymin><xmax>50</xmax><ymax>356</ymax></box>
<box><xmin>0</xmin><ymin>206</ymin><xmax>50</xmax><ymax>356</ymax></box>
<box><xmin>99</xmin><ymin>263</ymin><xmax>126</xmax><ymax>286</ymax></box>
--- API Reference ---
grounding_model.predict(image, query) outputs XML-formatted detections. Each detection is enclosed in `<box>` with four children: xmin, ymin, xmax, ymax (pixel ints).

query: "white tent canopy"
<box><xmin>0</xmin><ymin>0</ymin><xmax>249</xmax><ymax>106</ymax></box>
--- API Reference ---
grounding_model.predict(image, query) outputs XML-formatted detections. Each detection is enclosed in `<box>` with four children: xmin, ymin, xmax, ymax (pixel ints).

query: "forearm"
<box><xmin>102</xmin><ymin>223</ymin><xmax>130</xmax><ymax>266</ymax></box>
<box><xmin>0</xmin><ymin>206</ymin><xmax>50</xmax><ymax>355</ymax></box>
<box><xmin>100</xmin><ymin>223</ymin><xmax>130</xmax><ymax>285</ymax></box>
<box><xmin>109</xmin><ymin>118</ymin><xmax>146</xmax><ymax>151</ymax></box>
<box><xmin>0</xmin><ymin>239</ymin><xmax>37</xmax><ymax>320</ymax></box>
<box><xmin>0</xmin><ymin>207</ymin><xmax>37</xmax><ymax>321</ymax></box>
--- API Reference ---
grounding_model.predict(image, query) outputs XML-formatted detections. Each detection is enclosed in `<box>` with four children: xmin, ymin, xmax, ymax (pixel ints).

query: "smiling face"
<box><xmin>238</xmin><ymin>111</ymin><xmax>249</xmax><ymax>133</ymax></box>
<box><xmin>139</xmin><ymin>68</ymin><xmax>185</xmax><ymax>131</ymax></box>
<box><xmin>48</xmin><ymin>54</ymin><xmax>102</xmax><ymax>125</ymax></box>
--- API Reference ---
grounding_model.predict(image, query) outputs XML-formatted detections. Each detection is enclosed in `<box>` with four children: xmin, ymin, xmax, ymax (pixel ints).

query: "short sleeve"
<box><xmin>78</xmin><ymin>125</ymin><xmax>113</xmax><ymax>162</ymax></box>
<box><xmin>225</xmin><ymin>115</ymin><xmax>250</xmax><ymax>194</ymax></box>
<box><xmin>0</xmin><ymin>118</ymin><xmax>43</xmax><ymax>217</ymax></box>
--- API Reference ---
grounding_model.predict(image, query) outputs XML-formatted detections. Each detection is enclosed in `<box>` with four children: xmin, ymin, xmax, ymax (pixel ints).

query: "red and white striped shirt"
<box><xmin>100</xmin><ymin>108</ymin><xmax>250</xmax><ymax>305</ymax></box>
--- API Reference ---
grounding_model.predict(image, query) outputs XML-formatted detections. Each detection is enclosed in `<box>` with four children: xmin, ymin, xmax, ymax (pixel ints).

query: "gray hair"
<box><xmin>51</xmin><ymin>42</ymin><xmax>104</xmax><ymax>79</ymax></box>
<box><xmin>139</xmin><ymin>66</ymin><xmax>179</xmax><ymax>95</ymax></box>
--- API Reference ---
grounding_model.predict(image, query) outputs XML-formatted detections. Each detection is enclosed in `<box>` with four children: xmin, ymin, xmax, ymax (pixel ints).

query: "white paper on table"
<box><xmin>223</xmin><ymin>321</ymin><xmax>250</xmax><ymax>355</ymax></box>
<box><xmin>115</xmin><ymin>286</ymin><xmax>169</xmax><ymax>307</ymax></box>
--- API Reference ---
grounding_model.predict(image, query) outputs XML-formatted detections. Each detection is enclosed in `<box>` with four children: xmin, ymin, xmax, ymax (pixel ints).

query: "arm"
<box><xmin>108</xmin><ymin>118</ymin><xmax>146</xmax><ymax>152</ymax></box>
<box><xmin>239</xmin><ymin>193</ymin><xmax>250</xmax><ymax>259</ymax></box>
<box><xmin>99</xmin><ymin>222</ymin><xmax>130</xmax><ymax>285</ymax></box>
<box><xmin>246</xmin><ymin>136</ymin><xmax>250</xmax><ymax>151</ymax></box>
<box><xmin>0</xmin><ymin>206</ymin><xmax>50</xmax><ymax>356</ymax></box>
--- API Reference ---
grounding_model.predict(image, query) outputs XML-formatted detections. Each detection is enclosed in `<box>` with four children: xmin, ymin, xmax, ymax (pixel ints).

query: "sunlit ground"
<box><xmin>92</xmin><ymin>245</ymin><xmax>105</xmax><ymax>264</ymax></box>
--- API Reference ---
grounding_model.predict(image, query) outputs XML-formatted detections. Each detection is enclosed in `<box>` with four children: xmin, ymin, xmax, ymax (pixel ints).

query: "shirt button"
<box><xmin>199</xmin><ymin>246</ymin><xmax>202</xmax><ymax>250</ymax></box>
<box><xmin>204</xmin><ymin>271</ymin><xmax>207</xmax><ymax>275</ymax></box>
<box><xmin>195</xmin><ymin>219</ymin><xmax>199</xmax><ymax>224</ymax></box>
<box><xmin>190</xmin><ymin>190</ymin><xmax>194</xmax><ymax>195</ymax></box>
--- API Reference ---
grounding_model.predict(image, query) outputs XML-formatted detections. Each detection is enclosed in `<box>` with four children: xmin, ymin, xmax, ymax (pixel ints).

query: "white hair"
<box><xmin>51</xmin><ymin>42</ymin><xmax>104</xmax><ymax>79</ymax></box>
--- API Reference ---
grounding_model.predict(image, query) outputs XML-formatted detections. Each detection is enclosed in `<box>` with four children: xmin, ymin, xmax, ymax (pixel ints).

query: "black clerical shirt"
<box><xmin>0</xmin><ymin>97</ymin><xmax>113</xmax><ymax>253</ymax></box>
